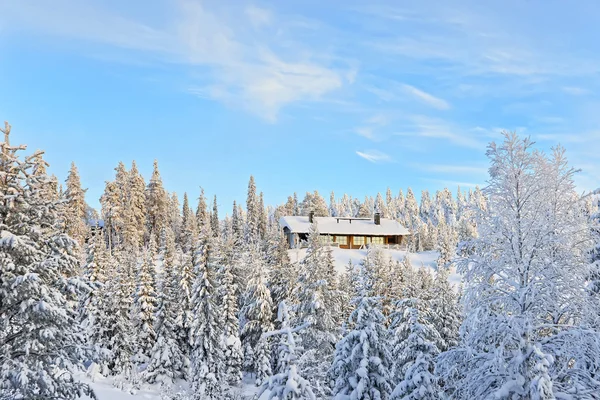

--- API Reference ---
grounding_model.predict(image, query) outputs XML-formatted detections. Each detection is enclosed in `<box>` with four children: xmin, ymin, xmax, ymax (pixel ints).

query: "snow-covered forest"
<box><xmin>2</xmin><ymin>121</ymin><xmax>600</xmax><ymax>400</ymax></box>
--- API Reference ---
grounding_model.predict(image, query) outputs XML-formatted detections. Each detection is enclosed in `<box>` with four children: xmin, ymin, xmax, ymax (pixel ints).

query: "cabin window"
<box><xmin>371</xmin><ymin>236</ymin><xmax>384</xmax><ymax>245</ymax></box>
<box><xmin>319</xmin><ymin>235</ymin><xmax>333</xmax><ymax>244</ymax></box>
<box><xmin>353</xmin><ymin>236</ymin><xmax>365</xmax><ymax>246</ymax></box>
<box><xmin>336</xmin><ymin>236</ymin><xmax>348</xmax><ymax>245</ymax></box>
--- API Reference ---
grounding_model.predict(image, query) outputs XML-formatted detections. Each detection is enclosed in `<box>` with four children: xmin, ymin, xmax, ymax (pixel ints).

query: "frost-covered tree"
<box><xmin>144</xmin><ymin>228</ymin><xmax>185</xmax><ymax>384</ymax></box>
<box><xmin>330</xmin><ymin>295</ymin><xmax>392</xmax><ymax>400</ymax></box>
<box><xmin>168</xmin><ymin>192</ymin><xmax>182</xmax><ymax>242</ymax></box>
<box><xmin>358</xmin><ymin>195</ymin><xmax>374</xmax><ymax>217</ymax></box>
<box><xmin>100</xmin><ymin>162</ymin><xmax>128</xmax><ymax>248</ymax></box>
<box><xmin>300</xmin><ymin>190</ymin><xmax>329</xmax><ymax>217</ymax></box>
<box><xmin>436</xmin><ymin>220</ymin><xmax>455</xmax><ymax>267</ymax></box>
<box><xmin>329</xmin><ymin>191</ymin><xmax>338</xmax><ymax>217</ymax></box>
<box><xmin>375</xmin><ymin>192</ymin><xmax>386</xmax><ymax>217</ymax></box>
<box><xmin>145</xmin><ymin>160</ymin><xmax>169</xmax><ymax>246</ymax></box>
<box><xmin>258</xmin><ymin>192</ymin><xmax>268</xmax><ymax>239</ymax></box>
<box><xmin>428</xmin><ymin>267</ymin><xmax>460</xmax><ymax>352</ymax></box>
<box><xmin>0</xmin><ymin>123</ymin><xmax>95</xmax><ymax>399</ymax></box>
<box><xmin>133</xmin><ymin>245</ymin><xmax>158</xmax><ymax>364</ymax></box>
<box><xmin>124</xmin><ymin>161</ymin><xmax>146</xmax><ymax>249</ymax></box>
<box><xmin>295</xmin><ymin>223</ymin><xmax>341</xmax><ymax>396</ymax></box>
<box><xmin>246</xmin><ymin>176</ymin><xmax>260</xmax><ymax>242</ymax></box>
<box><xmin>210</xmin><ymin>195</ymin><xmax>219</xmax><ymax>237</ymax></box>
<box><xmin>438</xmin><ymin>133</ymin><xmax>599</xmax><ymax>399</ymax></box>
<box><xmin>419</xmin><ymin>190</ymin><xmax>433</xmax><ymax>224</ymax></box>
<box><xmin>257</xmin><ymin>301</ymin><xmax>316</xmax><ymax>400</ymax></box>
<box><xmin>63</xmin><ymin>161</ymin><xmax>88</xmax><ymax>247</ymax></box>
<box><xmin>240</xmin><ymin>244</ymin><xmax>273</xmax><ymax>382</ymax></box>
<box><xmin>189</xmin><ymin>235</ymin><xmax>225</xmax><ymax>399</ymax></box>
<box><xmin>195</xmin><ymin>187</ymin><xmax>208</xmax><ymax>234</ymax></box>
<box><xmin>268</xmin><ymin>232</ymin><xmax>298</xmax><ymax>325</ymax></box>
<box><xmin>180</xmin><ymin>192</ymin><xmax>197</xmax><ymax>253</ymax></box>
<box><xmin>220</xmin><ymin>239</ymin><xmax>243</xmax><ymax>385</ymax></box>
<box><xmin>389</xmin><ymin>299</ymin><xmax>441</xmax><ymax>399</ymax></box>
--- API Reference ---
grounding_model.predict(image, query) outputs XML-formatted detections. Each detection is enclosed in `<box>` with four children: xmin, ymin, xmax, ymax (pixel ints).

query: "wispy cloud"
<box><xmin>401</xmin><ymin>84</ymin><xmax>450</xmax><ymax>110</ymax></box>
<box><xmin>0</xmin><ymin>0</ymin><xmax>348</xmax><ymax>122</ymax></box>
<box><xmin>356</xmin><ymin>150</ymin><xmax>393</xmax><ymax>163</ymax></box>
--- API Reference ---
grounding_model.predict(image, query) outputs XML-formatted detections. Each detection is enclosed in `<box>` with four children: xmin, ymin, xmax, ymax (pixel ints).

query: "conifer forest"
<box><xmin>2</xmin><ymin>121</ymin><xmax>600</xmax><ymax>400</ymax></box>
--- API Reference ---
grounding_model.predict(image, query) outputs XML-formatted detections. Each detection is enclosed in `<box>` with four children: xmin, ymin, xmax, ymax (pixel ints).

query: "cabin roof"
<box><xmin>279</xmin><ymin>216</ymin><xmax>410</xmax><ymax>236</ymax></box>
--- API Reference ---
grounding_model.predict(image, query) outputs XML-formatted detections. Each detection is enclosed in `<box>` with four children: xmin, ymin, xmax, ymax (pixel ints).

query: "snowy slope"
<box><xmin>288</xmin><ymin>247</ymin><xmax>462</xmax><ymax>287</ymax></box>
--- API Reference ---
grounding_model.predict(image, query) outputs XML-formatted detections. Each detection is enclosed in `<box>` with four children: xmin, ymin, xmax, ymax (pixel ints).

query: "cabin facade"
<box><xmin>279</xmin><ymin>212</ymin><xmax>410</xmax><ymax>249</ymax></box>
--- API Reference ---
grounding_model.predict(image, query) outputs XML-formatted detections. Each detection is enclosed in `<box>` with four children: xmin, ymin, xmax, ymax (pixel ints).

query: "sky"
<box><xmin>1</xmin><ymin>0</ymin><xmax>599</xmax><ymax>212</ymax></box>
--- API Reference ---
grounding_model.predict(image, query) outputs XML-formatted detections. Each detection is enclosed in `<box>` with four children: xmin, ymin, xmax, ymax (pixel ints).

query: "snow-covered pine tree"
<box><xmin>329</xmin><ymin>190</ymin><xmax>338</xmax><ymax>217</ymax></box>
<box><xmin>436</xmin><ymin>220</ymin><xmax>455</xmax><ymax>267</ymax></box>
<box><xmin>358</xmin><ymin>195</ymin><xmax>374</xmax><ymax>217</ymax></box>
<box><xmin>246</xmin><ymin>176</ymin><xmax>260</xmax><ymax>242</ymax></box>
<box><xmin>169</xmin><ymin>192</ymin><xmax>182</xmax><ymax>242</ymax></box>
<box><xmin>361</xmin><ymin>247</ymin><xmax>394</xmax><ymax>315</ymax></box>
<box><xmin>388</xmin><ymin>299</ymin><xmax>441</xmax><ymax>399</ymax></box>
<box><xmin>210</xmin><ymin>195</ymin><xmax>219</xmax><ymax>237</ymax></box>
<box><xmin>63</xmin><ymin>161</ymin><xmax>88</xmax><ymax>248</ymax></box>
<box><xmin>437</xmin><ymin>133</ymin><xmax>599</xmax><ymax>398</ymax></box>
<box><xmin>189</xmin><ymin>233</ymin><xmax>225</xmax><ymax>399</ymax></box>
<box><xmin>180</xmin><ymin>192</ymin><xmax>197</xmax><ymax>253</ymax></box>
<box><xmin>100</xmin><ymin>162</ymin><xmax>128</xmax><ymax>249</ymax></box>
<box><xmin>386</xmin><ymin>187</ymin><xmax>396</xmax><ymax>220</ymax></box>
<box><xmin>257</xmin><ymin>301</ymin><xmax>316</xmax><ymax>400</ymax></box>
<box><xmin>220</xmin><ymin>239</ymin><xmax>244</xmax><ymax>385</ymax></box>
<box><xmin>0</xmin><ymin>123</ymin><xmax>95</xmax><ymax>399</ymax></box>
<box><xmin>124</xmin><ymin>161</ymin><xmax>146</xmax><ymax>249</ymax></box>
<box><xmin>145</xmin><ymin>160</ymin><xmax>169</xmax><ymax>246</ymax></box>
<box><xmin>133</xmin><ymin>245</ymin><xmax>158</xmax><ymax>364</ymax></box>
<box><xmin>419</xmin><ymin>190</ymin><xmax>433</xmax><ymax>224</ymax></box>
<box><xmin>240</xmin><ymin>244</ymin><xmax>274</xmax><ymax>382</ymax></box>
<box><xmin>395</xmin><ymin>189</ymin><xmax>406</xmax><ymax>223</ymax></box>
<box><xmin>267</xmin><ymin>231</ymin><xmax>298</xmax><ymax>327</ymax></box>
<box><xmin>195</xmin><ymin>187</ymin><xmax>209</xmax><ymax>235</ymax></box>
<box><xmin>428</xmin><ymin>267</ymin><xmax>460</xmax><ymax>352</ymax></box>
<box><xmin>144</xmin><ymin>227</ymin><xmax>185</xmax><ymax>384</ymax></box>
<box><xmin>295</xmin><ymin>223</ymin><xmax>341</xmax><ymax>396</ymax></box>
<box><xmin>375</xmin><ymin>192</ymin><xmax>386</xmax><ymax>218</ymax></box>
<box><xmin>330</xmin><ymin>294</ymin><xmax>392</xmax><ymax>400</ymax></box>
<box><xmin>231</xmin><ymin>200</ymin><xmax>243</xmax><ymax>243</ymax></box>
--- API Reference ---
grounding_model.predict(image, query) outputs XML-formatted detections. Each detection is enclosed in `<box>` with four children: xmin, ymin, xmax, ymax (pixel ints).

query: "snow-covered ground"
<box><xmin>288</xmin><ymin>247</ymin><xmax>462</xmax><ymax>287</ymax></box>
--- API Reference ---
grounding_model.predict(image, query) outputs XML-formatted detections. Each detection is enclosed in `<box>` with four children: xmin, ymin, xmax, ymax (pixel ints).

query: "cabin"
<box><xmin>279</xmin><ymin>212</ymin><xmax>410</xmax><ymax>249</ymax></box>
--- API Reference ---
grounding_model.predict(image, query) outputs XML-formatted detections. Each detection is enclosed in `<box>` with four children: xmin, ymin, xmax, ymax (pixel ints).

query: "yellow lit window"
<box><xmin>353</xmin><ymin>236</ymin><xmax>365</xmax><ymax>246</ymax></box>
<box><xmin>336</xmin><ymin>236</ymin><xmax>348</xmax><ymax>245</ymax></box>
<box><xmin>319</xmin><ymin>235</ymin><xmax>333</xmax><ymax>244</ymax></box>
<box><xmin>371</xmin><ymin>237</ymin><xmax>384</xmax><ymax>245</ymax></box>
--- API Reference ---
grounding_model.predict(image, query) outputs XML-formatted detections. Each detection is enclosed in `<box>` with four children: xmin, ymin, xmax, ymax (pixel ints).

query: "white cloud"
<box><xmin>0</xmin><ymin>0</ymin><xmax>346</xmax><ymax>122</ymax></box>
<box><xmin>401</xmin><ymin>84</ymin><xmax>450</xmax><ymax>110</ymax></box>
<box><xmin>356</xmin><ymin>150</ymin><xmax>393</xmax><ymax>163</ymax></box>
<box><xmin>245</xmin><ymin>5</ymin><xmax>271</xmax><ymax>28</ymax></box>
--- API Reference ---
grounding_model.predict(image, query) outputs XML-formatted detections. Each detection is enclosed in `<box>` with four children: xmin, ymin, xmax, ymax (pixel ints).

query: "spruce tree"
<box><xmin>220</xmin><ymin>243</ymin><xmax>243</xmax><ymax>385</ymax></box>
<box><xmin>100</xmin><ymin>162</ymin><xmax>128</xmax><ymax>249</ymax></box>
<box><xmin>144</xmin><ymin>228</ymin><xmax>185</xmax><ymax>384</ymax></box>
<box><xmin>63</xmin><ymin>161</ymin><xmax>88</xmax><ymax>247</ymax></box>
<box><xmin>133</xmin><ymin>245</ymin><xmax>158</xmax><ymax>364</ymax></box>
<box><xmin>210</xmin><ymin>195</ymin><xmax>220</xmax><ymax>237</ymax></box>
<box><xmin>124</xmin><ymin>161</ymin><xmax>146</xmax><ymax>249</ymax></box>
<box><xmin>257</xmin><ymin>301</ymin><xmax>316</xmax><ymax>400</ymax></box>
<box><xmin>145</xmin><ymin>160</ymin><xmax>169</xmax><ymax>246</ymax></box>
<box><xmin>0</xmin><ymin>123</ymin><xmax>95</xmax><ymax>399</ymax></box>
<box><xmin>330</xmin><ymin>295</ymin><xmax>392</xmax><ymax>399</ymax></box>
<box><xmin>195</xmin><ymin>187</ymin><xmax>208</xmax><ymax>234</ymax></box>
<box><xmin>389</xmin><ymin>299</ymin><xmax>441</xmax><ymax>399</ymax></box>
<box><xmin>240</xmin><ymin>244</ymin><xmax>273</xmax><ymax>382</ymax></box>
<box><xmin>189</xmin><ymin>234</ymin><xmax>225</xmax><ymax>399</ymax></box>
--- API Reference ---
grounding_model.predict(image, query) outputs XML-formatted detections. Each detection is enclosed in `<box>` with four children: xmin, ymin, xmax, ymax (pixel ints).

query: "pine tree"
<box><xmin>145</xmin><ymin>160</ymin><xmax>169</xmax><ymax>246</ymax></box>
<box><xmin>101</xmin><ymin>162</ymin><xmax>128</xmax><ymax>248</ymax></box>
<box><xmin>295</xmin><ymin>224</ymin><xmax>341</xmax><ymax>396</ymax></box>
<box><xmin>0</xmin><ymin>123</ymin><xmax>95</xmax><ymax>399</ymax></box>
<box><xmin>196</xmin><ymin>187</ymin><xmax>208</xmax><ymax>234</ymax></box>
<box><xmin>169</xmin><ymin>192</ymin><xmax>182</xmax><ymax>242</ymax></box>
<box><xmin>124</xmin><ymin>161</ymin><xmax>146</xmax><ymax>249</ymax></box>
<box><xmin>258</xmin><ymin>191</ymin><xmax>268</xmax><ymax>239</ymax></box>
<box><xmin>246</xmin><ymin>176</ymin><xmax>260</xmax><ymax>242</ymax></box>
<box><xmin>428</xmin><ymin>267</ymin><xmax>460</xmax><ymax>352</ymax></box>
<box><xmin>330</xmin><ymin>295</ymin><xmax>392</xmax><ymax>400</ymax></box>
<box><xmin>63</xmin><ymin>161</ymin><xmax>88</xmax><ymax>247</ymax></box>
<box><xmin>231</xmin><ymin>200</ymin><xmax>243</xmax><ymax>243</ymax></box>
<box><xmin>389</xmin><ymin>299</ymin><xmax>441</xmax><ymax>399</ymax></box>
<box><xmin>133</xmin><ymin>245</ymin><xmax>158</xmax><ymax>364</ymax></box>
<box><xmin>240</xmin><ymin>244</ymin><xmax>273</xmax><ymax>382</ymax></box>
<box><xmin>375</xmin><ymin>192</ymin><xmax>386</xmax><ymax>217</ymax></box>
<box><xmin>210</xmin><ymin>195</ymin><xmax>220</xmax><ymax>237</ymax></box>
<box><xmin>144</xmin><ymin>228</ymin><xmax>185</xmax><ymax>384</ymax></box>
<box><xmin>189</xmin><ymin>235</ymin><xmax>225</xmax><ymax>399</ymax></box>
<box><xmin>257</xmin><ymin>301</ymin><xmax>316</xmax><ymax>400</ymax></box>
<box><xmin>220</xmin><ymin>243</ymin><xmax>244</xmax><ymax>385</ymax></box>
<box><xmin>180</xmin><ymin>192</ymin><xmax>197</xmax><ymax>253</ymax></box>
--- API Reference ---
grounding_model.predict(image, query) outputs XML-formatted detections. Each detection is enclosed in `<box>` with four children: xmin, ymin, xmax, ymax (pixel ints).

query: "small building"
<box><xmin>279</xmin><ymin>212</ymin><xmax>410</xmax><ymax>249</ymax></box>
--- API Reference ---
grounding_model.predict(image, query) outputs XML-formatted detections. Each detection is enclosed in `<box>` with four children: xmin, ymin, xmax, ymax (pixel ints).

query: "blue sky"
<box><xmin>1</xmin><ymin>0</ymin><xmax>599</xmax><ymax>212</ymax></box>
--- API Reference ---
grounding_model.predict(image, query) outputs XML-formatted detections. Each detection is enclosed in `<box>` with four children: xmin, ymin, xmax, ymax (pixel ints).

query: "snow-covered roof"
<box><xmin>279</xmin><ymin>216</ymin><xmax>410</xmax><ymax>236</ymax></box>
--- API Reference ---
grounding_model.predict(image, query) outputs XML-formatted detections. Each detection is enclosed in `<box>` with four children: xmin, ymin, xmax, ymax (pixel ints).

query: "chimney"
<box><xmin>374</xmin><ymin>212</ymin><xmax>381</xmax><ymax>225</ymax></box>
<box><xmin>309</xmin><ymin>211</ymin><xmax>314</xmax><ymax>223</ymax></box>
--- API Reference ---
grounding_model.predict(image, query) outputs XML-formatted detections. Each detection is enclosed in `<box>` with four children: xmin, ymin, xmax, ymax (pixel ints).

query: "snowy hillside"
<box><xmin>288</xmin><ymin>247</ymin><xmax>462</xmax><ymax>287</ymax></box>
